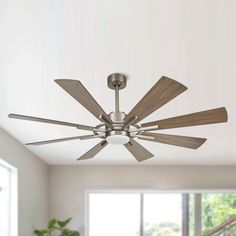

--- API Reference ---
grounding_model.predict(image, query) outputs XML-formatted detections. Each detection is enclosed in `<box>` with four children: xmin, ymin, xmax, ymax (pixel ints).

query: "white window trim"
<box><xmin>0</xmin><ymin>159</ymin><xmax>18</xmax><ymax>236</ymax></box>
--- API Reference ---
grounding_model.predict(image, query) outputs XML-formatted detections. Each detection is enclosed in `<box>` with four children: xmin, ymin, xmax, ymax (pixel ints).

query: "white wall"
<box><xmin>0</xmin><ymin>127</ymin><xmax>49</xmax><ymax>236</ymax></box>
<box><xmin>49</xmin><ymin>165</ymin><xmax>236</xmax><ymax>236</ymax></box>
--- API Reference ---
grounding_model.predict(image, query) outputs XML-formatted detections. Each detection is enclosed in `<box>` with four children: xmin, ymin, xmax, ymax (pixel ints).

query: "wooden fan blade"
<box><xmin>8</xmin><ymin>113</ymin><xmax>94</xmax><ymax>131</ymax></box>
<box><xmin>55</xmin><ymin>79</ymin><xmax>112</xmax><ymax>124</ymax></box>
<box><xmin>77</xmin><ymin>140</ymin><xmax>108</xmax><ymax>160</ymax></box>
<box><xmin>124</xmin><ymin>139</ymin><xmax>154</xmax><ymax>162</ymax></box>
<box><xmin>138</xmin><ymin>132</ymin><xmax>207</xmax><ymax>149</ymax></box>
<box><xmin>141</xmin><ymin>107</ymin><xmax>228</xmax><ymax>130</ymax></box>
<box><xmin>124</xmin><ymin>77</ymin><xmax>187</xmax><ymax>125</ymax></box>
<box><xmin>26</xmin><ymin>134</ymin><xmax>103</xmax><ymax>146</ymax></box>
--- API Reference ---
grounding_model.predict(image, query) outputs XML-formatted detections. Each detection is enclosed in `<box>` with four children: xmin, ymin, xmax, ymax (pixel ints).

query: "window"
<box><xmin>143</xmin><ymin>194</ymin><xmax>182</xmax><ymax>236</ymax></box>
<box><xmin>87</xmin><ymin>192</ymin><xmax>184</xmax><ymax>236</ymax></box>
<box><xmin>201</xmin><ymin>193</ymin><xmax>236</xmax><ymax>235</ymax></box>
<box><xmin>0</xmin><ymin>159</ymin><xmax>17</xmax><ymax>236</ymax></box>
<box><xmin>189</xmin><ymin>193</ymin><xmax>236</xmax><ymax>236</ymax></box>
<box><xmin>88</xmin><ymin>193</ymin><xmax>140</xmax><ymax>236</ymax></box>
<box><xmin>87</xmin><ymin>191</ymin><xmax>236</xmax><ymax>236</ymax></box>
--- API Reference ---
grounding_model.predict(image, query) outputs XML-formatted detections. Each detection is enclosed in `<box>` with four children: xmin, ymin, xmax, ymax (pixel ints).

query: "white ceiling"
<box><xmin>0</xmin><ymin>0</ymin><xmax>235</xmax><ymax>165</ymax></box>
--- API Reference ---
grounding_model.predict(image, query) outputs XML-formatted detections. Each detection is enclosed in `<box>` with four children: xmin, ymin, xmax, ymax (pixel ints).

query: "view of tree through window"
<box><xmin>201</xmin><ymin>193</ymin><xmax>236</xmax><ymax>234</ymax></box>
<box><xmin>143</xmin><ymin>194</ymin><xmax>182</xmax><ymax>236</ymax></box>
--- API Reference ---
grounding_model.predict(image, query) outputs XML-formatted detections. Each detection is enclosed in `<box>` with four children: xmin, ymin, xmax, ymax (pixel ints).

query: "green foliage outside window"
<box><xmin>143</xmin><ymin>222</ymin><xmax>180</xmax><ymax>236</ymax></box>
<box><xmin>201</xmin><ymin>193</ymin><xmax>236</xmax><ymax>234</ymax></box>
<box><xmin>141</xmin><ymin>193</ymin><xmax>236</xmax><ymax>236</ymax></box>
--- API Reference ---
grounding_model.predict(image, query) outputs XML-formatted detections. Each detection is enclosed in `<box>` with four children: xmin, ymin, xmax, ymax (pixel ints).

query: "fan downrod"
<box><xmin>107</xmin><ymin>73</ymin><xmax>127</xmax><ymax>90</ymax></box>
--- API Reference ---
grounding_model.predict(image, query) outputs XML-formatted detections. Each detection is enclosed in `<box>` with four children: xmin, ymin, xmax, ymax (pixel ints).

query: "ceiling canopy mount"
<box><xmin>107</xmin><ymin>73</ymin><xmax>127</xmax><ymax>90</ymax></box>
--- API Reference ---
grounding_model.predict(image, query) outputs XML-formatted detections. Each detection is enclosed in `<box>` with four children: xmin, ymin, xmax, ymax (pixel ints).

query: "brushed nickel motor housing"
<box><xmin>107</xmin><ymin>73</ymin><xmax>127</xmax><ymax>90</ymax></box>
<box><xmin>109</xmin><ymin>111</ymin><xmax>126</xmax><ymax>123</ymax></box>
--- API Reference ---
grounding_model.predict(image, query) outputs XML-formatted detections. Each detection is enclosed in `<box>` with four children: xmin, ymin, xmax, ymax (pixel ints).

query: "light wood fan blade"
<box><xmin>26</xmin><ymin>134</ymin><xmax>103</xmax><ymax>146</ymax></box>
<box><xmin>141</xmin><ymin>107</ymin><xmax>228</xmax><ymax>130</ymax></box>
<box><xmin>55</xmin><ymin>80</ymin><xmax>112</xmax><ymax>124</ymax></box>
<box><xmin>138</xmin><ymin>132</ymin><xmax>207</xmax><ymax>149</ymax></box>
<box><xmin>77</xmin><ymin>140</ymin><xmax>108</xmax><ymax>160</ymax></box>
<box><xmin>8</xmin><ymin>113</ymin><xmax>94</xmax><ymax>131</ymax></box>
<box><xmin>124</xmin><ymin>77</ymin><xmax>187</xmax><ymax>125</ymax></box>
<box><xmin>124</xmin><ymin>139</ymin><xmax>154</xmax><ymax>162</ymax></box>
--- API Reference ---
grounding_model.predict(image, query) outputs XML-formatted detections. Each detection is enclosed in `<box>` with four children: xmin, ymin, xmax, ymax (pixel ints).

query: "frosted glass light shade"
<box><xmin>106</xmin><ymin>135</ymin><xmax>130</xmax><ymax>145</ymax></box>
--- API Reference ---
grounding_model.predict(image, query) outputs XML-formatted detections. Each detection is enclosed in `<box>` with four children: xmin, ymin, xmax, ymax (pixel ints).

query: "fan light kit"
<box><xmin>106</xmin><ymin>131</ymin><xmax>130</xmax><ymax>145</ymax></box>
<box><xmin>9</xmin><ymin>73</ymin><xmax>228</xmax><ymax>162</ymax></box>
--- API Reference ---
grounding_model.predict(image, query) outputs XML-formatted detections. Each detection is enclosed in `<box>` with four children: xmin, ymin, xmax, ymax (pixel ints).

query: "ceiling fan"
<box><xmin>9</xmin><ymin>74</ymin><xmax>228</xmax><ymax>162</ymax></box>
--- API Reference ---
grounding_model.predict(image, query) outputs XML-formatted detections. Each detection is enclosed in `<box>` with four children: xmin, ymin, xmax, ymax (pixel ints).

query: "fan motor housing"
<box><xmin>109</xmin><ymin>111</ymin><xmax>126</xmax><ymax>123</ymax></box>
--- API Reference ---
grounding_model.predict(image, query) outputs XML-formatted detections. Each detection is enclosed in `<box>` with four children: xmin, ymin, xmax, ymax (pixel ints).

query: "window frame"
<box><xmin>85</xmin><ymin>190</ymin><xmax>187</xmax><ymax>236</ymax></box>
<box><xmin>0</xmin><ymin>159</ymin><xmax>18</xmax><ymax>236</ymax></box>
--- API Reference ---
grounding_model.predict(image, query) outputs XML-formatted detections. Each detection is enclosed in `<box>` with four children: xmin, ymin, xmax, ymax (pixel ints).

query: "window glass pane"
<box><xmin>143</xmin><ymin>194</ymin><xmax>182</xmax><ymax>236</ymax></box>
<box><xmin>0</xmin><ymin>165</ymin><xmax>10</xmax><ymax>236</ymax></box>
<box><xmin>201</xmin><ymin>193</ymin><xmax>236</xmax><ymax>234</ymax></box>
<box><xmin>89</xmin><ymin>193</ymin><xmax>140</xmax><ymax>236</ymax></box>
<box><xmin>189</xmin><ymin>194</ymin><xmax>195</xmax><ymax>236</ymax></box>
